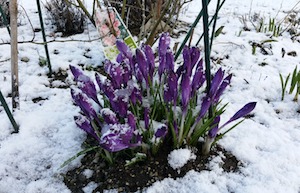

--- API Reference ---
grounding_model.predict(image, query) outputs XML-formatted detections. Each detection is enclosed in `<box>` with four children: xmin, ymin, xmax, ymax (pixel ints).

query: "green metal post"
<box><xmin>201</xmin><ymin>0</ymin><xmax>212</xmax><ymax>117</ymax></box>
<box><xmin>0</xmin><ymin>91</ymin><xmax>19</xmax><ymax>133</ymax></box>
<box><xmin>36</xmin><ymin>0</ymin><xmax>52</xmax><ymax>76</ymax></box>
<box><xmin>174</xmin><ymin>0</ymin><xmax>211</xmax><ymax>61</ymax></box>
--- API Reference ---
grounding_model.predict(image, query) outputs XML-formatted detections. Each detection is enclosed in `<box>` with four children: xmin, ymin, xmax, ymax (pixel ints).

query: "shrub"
<box><xmin>70</xmin><ymin>33</ymin><xmax>256</xmax><ymax>164</ymax></box>
<box><xmin>0</xmin><ymin>0</ymin><xmax>10</xmax><ymax>27</ymax></box>
<box><xmin>44</xmin><ymin>0</ymin><xmax>86</xmax><ymax>36</ymax></box>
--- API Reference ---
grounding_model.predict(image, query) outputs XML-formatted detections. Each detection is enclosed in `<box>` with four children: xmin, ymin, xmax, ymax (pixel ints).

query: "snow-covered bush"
<box><xmin>44</xmin><ymin>0</ymin><xmax>86</xmax><ymax>36</ymax></box>
<box><xmin>70</xmin><ymin>33</ymin><xmax>256</xmax><ymax>164</ymax></box>
<box><xmin>0</xmin><ymin>0</ymin><xmax>10</xmax><ymax>27</ymax></box>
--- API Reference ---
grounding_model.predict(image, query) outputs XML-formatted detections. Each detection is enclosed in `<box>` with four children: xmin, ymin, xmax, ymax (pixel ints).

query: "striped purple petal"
<box><xmin>208</xmin><ymin>116</ymin><xmax>220</xmax><ymax>138</ymax></box>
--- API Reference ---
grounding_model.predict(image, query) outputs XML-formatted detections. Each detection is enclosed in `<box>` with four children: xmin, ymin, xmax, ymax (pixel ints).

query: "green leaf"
<box><xmin>289</xmin><ymin>66</ymin><xmax>298</xmax><ymax>94</ymax></box>
<box><xmin>60</xmin><ymin>146</ymin><xmax>100</xmax><ymax>169</ymax></box>
<box><xmin>261</xmin><ymin>39</ymin><xmax>278</xmax><ymax>44</ymax></box>
<box><xmin>125</xmin><ymin>153</ymin><xmax>146</xmax><ymax>166</ymax></box>
<box><xmin>213</xmin><ymin>119</ymin><xmax>244</xmax><ymax>145</ymax></box>
<box><xmin>214</xmin><ymin>26</ymin><xmax>224</xmax><ymax>37</ymax></box>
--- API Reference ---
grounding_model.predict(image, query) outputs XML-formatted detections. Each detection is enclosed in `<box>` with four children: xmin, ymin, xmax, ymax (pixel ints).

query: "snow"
<box><xmin>0</xmin><ymin>0</ymin><xmax>300</xmax><ymax>192</ymax></box>
<box><xmin>168</xmin><ymin>148</ymin><xmax>196</xmax><ymax>171</ymax></box>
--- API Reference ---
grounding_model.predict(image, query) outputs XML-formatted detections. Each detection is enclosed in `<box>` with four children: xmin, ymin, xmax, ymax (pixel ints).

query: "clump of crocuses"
<box><xmin>70</xmin><ymin>32</ymin><xmax>256</xmax><ymax>163</ymax></box>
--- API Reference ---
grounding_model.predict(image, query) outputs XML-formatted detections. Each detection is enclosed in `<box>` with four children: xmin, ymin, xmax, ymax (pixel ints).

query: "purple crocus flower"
<box><xmin>165</xmin><ymin>49</ymin><xmax>175</xmax><ymax>72</ymax></box>
<box><xmin>182</xmin><ymin>46</ymin><xmax>192</xmax><ymax>76</ymax></box>
<box><xmin>214</xmin><ymin>74</ymin><xmax>232</xmax><ymax>103</ymax></box>
<box><xmin>101</xmin><ymin>108</ymin><xmax>118</xmax><ymax>125</ymax></box>
<box><xmin>136</xmin><ymin>49</ymin><xmax>148</xmax><ymax>85</ymax></box>
<box><xmin>110</xmin><ymin>96</ymin><xmax>128</xmax><ymax>117</ymax></box>
<box><xmin>158</xmin><ymin>32</ymin><xmax>171</xmax><ymax>79</ymax></box>
<box><xmin>71</xmin><ymin>89</ymin><xmax>98</xmax><ymax>121</ymax></box>
<box><xmin>155</xmin><ymin>124</ymin><xmax>168</xmax><ymax>138</ymax></box>
<box><xmin>181</xmin><ymin>72</ymin><xmax>191</xmax><ymax>113</ymax></box>
<box><xmin>144</xmin><ymin>107</ymin><xmax>150</xmax><ymax>130</ymax></box>
<box><xmin>74</xmin><ymin>115</ymin><xmax>99</xmax><ymax>140</ymax></box>
<box><xmin>95</xmin><ymin>75</ymin><xmax>115</xmax><ymax>100</ymax></box>
<box><xmin>100</xmin><ymin>123</ymin><xmax>140</xmax><ymax>152</ymax></box>
<box><xmin>208</xmin><ymin>116</ymin><xmax>220</xmax><ymax>138</ymax></box>
<box><xmin>191</xmin><ymin>59</ymin><xmax>205</xmax><ymax>97</ymax></box>
<box><xmin>116</xmin><ymin>40</ymin><xmax>133</xmax><ymax>62</ymax></box>
<box><xmin>196</xmin><ymin>96</ymin><xmax>212</xmax><ymax>122</ymax></box>
<box><xmin>158</xmin><ymin>32</ymin><xmax>170</xmax><ymax>56</ymax></box>
<box><xmin>129</xmin><ymin>87</ymin><xmax>142</xmax><ymax>105</ymax></box>
<box><xmin>164</xmin><ymin>71</ymin><xmax>178</xmax><ymax>105</ymax></box>
<box><xmin>190</xmin><ymin>47</ymin><xmax>201</xmax><ymax>69</ymax></box>
<box><xmin>227</xmin><ymin>102</ymin><xmax>257</xmax><ymax>123</ymax></box>
<box><xmin>127</xmin><ymin>112</ymin><xmax>136</xmax><ymax>131</ymax></box>
<box><xmin>70</xmin><ymin>65</ymin><xmax>99</xmax><ymax>104</ymax></box>
<box><xmin>209</xmin><ymin>68</ymin><xmax>224</xmax><ymax>99</ymax></box>
<box><xmin>142</xmin><ymin>44</ymin><xmax>155</xmax><ymax>81</ymax></box>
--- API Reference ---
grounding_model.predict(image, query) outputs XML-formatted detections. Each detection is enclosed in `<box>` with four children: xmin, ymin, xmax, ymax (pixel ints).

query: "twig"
<box><xmin>19</xmin><ymin>5</ymin><xmax>35</xmax><ymax>42</ymax></box>
<box><xmin>0</xmin><ymin>37</ymin><xmax>102</xmax><ymax>45</ymax></box>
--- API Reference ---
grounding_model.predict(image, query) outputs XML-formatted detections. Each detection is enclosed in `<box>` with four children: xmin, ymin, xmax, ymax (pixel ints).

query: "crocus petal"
<box><xmin>183</xmin><ymin>46</ymin><xmax>192</xmax><ymax>76</ymax></box>
<box><xmin>191</xmin><ymin>59</ymin><xmax>205</xmax><ymax>97</ymax></box>
<box><xmin>142</xmin><ymin>44</ymin><xmax>155</xmax><ymax>81</ymax></box>
<box><xmin>209</xmin><ymin>68</ymin><xmax>224</xmax><ymax>98</ymax></box>
<box><xmin>74</xmin><ymin>115</ymin><xmax>99</xmax><ymax>140</ymax></box>
<box><xmin>197</xmin><ymin>96</ymin><xmax>211</xmax><ymax>122</ymax></box>
<box><xmin>128</xmin><ymin>112</ymin><xmax>136</xmax><ymax>131</ymax></box>
<box><xmin>101</xmin><ymin>108</ymin><xmax>118</xmax><ymax>124</ymax></box>
<box><xmin>214</xmin><ymin>74</ymin><xmax>232</xmax><ymax>103</ymax></box>
<box><xmin>181</xmin><ymin>72</ymin><xmax>191</xmax><ymax>112</ymax></box>
<box><xmin>190</xmin><ymin>47</ymin><xmax>201</xmax><ymax>69</ymax></box>
<box><xmin>158</xmin><ymin>32</ymin><xmax>170</xmax><ymax>56</ymax></box>
<box><xmin>144</xmin><ymin>107</ymin><xmax>150</xmax><ymax>130</ymax></box>
<box><xmin>70</xmin><ymin>65</ymin><xmax>84</xmax><ymax>81</ymax></box>
<box><xmin>164</xmin><ymin>71</ymin><xmax>178</xmax><ymax>104</ymax></box>
<box><xmin>110</xmin><ymin>96</ymin><xmax>128</xmax><ymax>117</ymax></box>
<box><xmin>208</xmin><ymin>116</ymin><xmax>220</xmax><ymax>138</ymax></box>
<box><xmin>136</xmin><ymin>49</ymin><xmax>148</xmax><ymax>84</ymax></box>
<box><xmin>116</xmin><ymin>40</ymin><xmax>133</xmax><ymax>61</ymax></box>
<box><xmin>155</xmin><ymin>124</ymin><xmax>168</xmax><ymax>138</ymax></box>
<box><xmin>165</xmin><ymin>49</ymin><xmax>175</xmax><ymax>72</ymax></box>
<box><xmin>228</xmin><ymin>102</ymin><xmax>257</xmax><ymax>123</ymax></box>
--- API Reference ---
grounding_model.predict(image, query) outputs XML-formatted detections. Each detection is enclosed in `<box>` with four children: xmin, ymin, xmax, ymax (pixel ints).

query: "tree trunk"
<box><xmin>10</xmin><ymin>0</ymin><xmax>19</xmax><ymax>109</ymax></box>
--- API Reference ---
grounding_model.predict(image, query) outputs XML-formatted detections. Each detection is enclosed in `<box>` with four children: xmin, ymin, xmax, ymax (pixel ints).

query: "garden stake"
<box><xmin>174</xmin><ymin>0</ymin><xmax>211</xmax><ymax>61</ymax></box>
<box><xmin>209</xmin><ymin>0</ymin><xmax>222</xmax><ymax>50</ymax></box>
<box><xmin>0</xmin><ymin>91</ymin><xmax>19</xmax><ymax>133</ymax></box>
<box><xmin>0</xmin><ymin>4</ymin><xmax>10</xmax><ymax>35</ymax></box>
<box><xmin>202</xmin><ymin>0</ymin><xmax>213</xmax><ymax>117</ymax></box>
<box><xmin>195</xmin><ymin>0</ymin><xmax>226</xmax><ymax>46</ymax></box>
<box><xmin>36</xmin><ymin>0</ymin><xmax>52</xmax><ymax>77</ymax></box>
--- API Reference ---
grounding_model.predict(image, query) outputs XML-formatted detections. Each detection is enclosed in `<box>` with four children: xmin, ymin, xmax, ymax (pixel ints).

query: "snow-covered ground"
<box><xmin>1</xmin><ymin>0</ymin><xmax>300</xmax><ymax>192</ymax></box>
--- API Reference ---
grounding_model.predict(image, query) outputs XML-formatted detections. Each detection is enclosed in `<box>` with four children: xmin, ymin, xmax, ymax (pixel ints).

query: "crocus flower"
<box><xmin>227</xmin><ymin>102</ymin><xmax>257</xmax><ymax>123</ymax></box>
<box><xmin>165</xmin><ymin>49</ymin><xmax>175</xmax><ymax>72</ymax></box>
<box><xmin>208</xmin><ymin>116</ymin><xmax>220</xmax><ymax>138</ymax></box>
<box><xmin>110</xmin><ymin>96</ymin><xmax>128</xmax><ymax>117</ymax></box>
<box><xmin>142</xmin><ymin>44</ymin><xmax>155</xmax><ymax>81</ymax></box>
<box><xmin>136</xmin><ymin>49</ymin><xmax>148</xmax><ymax>85</ymax></box>
<box><xmin>191</xmin><ymin>59</ymin><xmax>205</xmax><ymax>97</ymax></box>
<box><xmin>144</xmin><ymin>107</ymin><xmax>150</xmax><ymax>130</ymax></box>
<box><xmin>100</xmin><ymin>123</ymin><xmax>140</xmax><ymax>152</ymax></box>
<box><xmin>74</xmin><ymin>115</ymin><xmax>99</xmax><ymax>140</ymax></box>
<box><xmin>209</xmin><ymin>68</ymin><xmax>224</xmax><ymax>99</ymax></box>
<box><xmin>155</xmin><ymin>124</ymin><xmax>168</xmax><ymax>138</ymax></box>
<box><xmin>182</xmin><ymin>46</ymin><xmax>192</xmax><ymax>76</ymax></box>
<box><xmin>181</xmin><ymin>72</ymin><xmax>191</xmax><ymax>113</ymax></box>
<box><xmin>158</xmin><ymin>32</ymin><xmax>171</xmax><ymax>79</ymax></box>
<box><xmin>96</xmin><ymin>76</ymin><xmax>115</xmax><ymax>100</ymax></box>
<box><xmin>129</xmin><ymin>87</ymin><xmax>142</xmax><ymax>105</ymax></box>
<box><xmin>214</xmin><ymin>74</ymin><xmax>232</xmax><ymax>103</ymax></box>
<box><xmin>190</xmin><ymin>47</ymin><xmax>201</xmax><ymax>69</ymax></box>
<box><xmin>70</xmin><ymin>65</ymin><xmax>99</xmax><ymax>104</ymax></box>
<box><xmin>71</xmin><ymin>89</ymin><xmax>98</xmax><ymax>122</ymax></box>
<box><xmin>164</xmin><ymin>71</ymin><xmax>178</xmax><ymax>105</ymax></box>
<box><xmin>101</xmin><ymin>108</ymin><xmax>118</xmax><ymax>124</ymax></box>
<box><xmin>116</xmin><ymin>40</ymin><xmax>133</xmax><ymax>61</ymax></box>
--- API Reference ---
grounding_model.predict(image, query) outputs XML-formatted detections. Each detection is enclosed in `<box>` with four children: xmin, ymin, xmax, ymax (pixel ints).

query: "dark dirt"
<box><xmin>63</xmin><ymin>138</ymin><xmax>241</xmax><ymax>193</ymax></box>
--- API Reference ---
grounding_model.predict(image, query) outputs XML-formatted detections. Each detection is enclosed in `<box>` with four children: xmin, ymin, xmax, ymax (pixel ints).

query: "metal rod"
<box><xmin>36</xmin><ymin>0</ymin><xmax>52</xmax><ymax>76</ymax></box>
<box><xmin>201</xmin><ymin>0</ymin><xmax>212</xmax><ymax>117</ymax></box>
<box><xmin>174</xmin><ymin>0</ymin><xmax>211</xmax><ymax>61</ymax></box>
<box><xmin>0</xmin><ymin>91</ymin><xmax>19</xmax><ymax>133</ymax></box>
